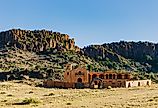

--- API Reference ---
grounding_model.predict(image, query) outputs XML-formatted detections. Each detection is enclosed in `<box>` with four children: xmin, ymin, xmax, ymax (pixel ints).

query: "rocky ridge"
<box><xmin>84</xmin><ymin>41</ymin><xmax>158</xmax><ymax>73</ymax></box>
<box><xmin>0</xmin><ymin>29</ymin><xmax>80</xmax><ymax>52</ymax></box>
<box><xmin>0</xmin><ymin>29</ymin><xmax>158</xmax><ymax>81</ymax></box>
<box><xmin>0</xmin><ymin>29</ymin><xmax>101</xmax><ymax>81</ymax></box>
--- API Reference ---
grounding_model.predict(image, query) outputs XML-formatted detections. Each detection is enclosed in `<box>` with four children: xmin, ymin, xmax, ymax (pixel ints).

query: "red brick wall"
<box><xmin>64</xmin><ymin>67</ymin><xmax>89</xmax><ymax>83</ymax></box>
<box><xmin>43</xmin><ymin>80</ymin><xmax>55</xmax><ymax>88</ymax></box>
<box><xmin>88</xmin><ymin>71</ymin><xmax>131</xmax><ymax>88</ymax></box>
<box><xmin>44</xmin><ymin>68</ymin><xmax>133</xmax><ymax>88</ymax></box>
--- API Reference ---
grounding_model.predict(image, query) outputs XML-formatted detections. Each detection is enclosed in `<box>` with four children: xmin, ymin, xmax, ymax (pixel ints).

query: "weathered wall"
<box><xmin>125</xmin><ymin>80</ymin><xmax>151</xmax><ymax>88</ymax></box>
<box><xmin>64</xmin><ymin>67</ymin><xmax>89</xmax><ymax>83</ymax></box>
<box><xmin>44</xmin><ymin>68</ymin><xmax>151</xmax><ymax>88</ymax></box>
<box><xmin>43</xmin><ymin>80</ymin><xmax>75</xmax><ymax>88</ymax></box>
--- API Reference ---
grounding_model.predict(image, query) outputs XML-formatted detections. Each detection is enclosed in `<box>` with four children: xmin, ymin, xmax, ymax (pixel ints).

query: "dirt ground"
<box><xmin>0</xmin><ymin>81</ymin><xmax>158</xmax><ymax>108</ymax></box>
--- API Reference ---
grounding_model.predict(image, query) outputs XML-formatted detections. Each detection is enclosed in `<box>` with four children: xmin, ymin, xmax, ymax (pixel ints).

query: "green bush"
<box><xmin>48</xmin><ymin>93</ymin><xmax>55</xmax><ymax>96</ymax></box>
<box><xmin>149</xmin><ymin>72</ymin><xmax>156</xmax><ymax>80</ymax></box>
<box><xmin>21</xmin><ymin>98</ymin><xmax>40</xmax><ymax>104</ymax></box>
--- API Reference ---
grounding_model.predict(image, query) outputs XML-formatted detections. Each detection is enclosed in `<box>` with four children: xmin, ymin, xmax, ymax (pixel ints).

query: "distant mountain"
<box><xmin>0</xmin><ymin>29</ymin><xmax>80</xmax><ymax>52</ymax></box>
<box><xmin>0</xmin><ymin>29</ymin><xmax>100</xmax><ymax>81</ymax></box>
<box><xmin>84</xmin><ymin>41</ymin><xmax>158</xmax><ymax>72</ymax></box>
<box><xmin>0</xmin><ymin>29</ymin><xmax>157</xmax><ymax>81</ymax></box>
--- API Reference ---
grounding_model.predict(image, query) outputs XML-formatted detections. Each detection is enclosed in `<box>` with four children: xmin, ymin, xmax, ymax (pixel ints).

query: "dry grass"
<box><xmin>0</xmin><ymin>81</ymin><xmax>158</xmax><ymax>108</ymax></box>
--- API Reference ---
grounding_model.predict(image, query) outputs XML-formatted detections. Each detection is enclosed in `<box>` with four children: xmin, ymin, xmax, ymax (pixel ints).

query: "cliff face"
<box><xmin>103</xmin><ymin>41</ymin><xmax>158</xmax><ymax>61</ymax></box>
<box><xmin>84</xmin><ymin>41</ymin><xmax>158</xmax><ymax>72</ymax></box>
<box><xmin>0</xmin><ymin>29</ymin><xmax>80</xmax><ymax>52</ymax></box>
<box><xmin>0</xmin><ymin>29</ymin><xmax>99</xmax><ymax>81</ymax></box>
<box><xmin>1</xmin><ymin>28</ymin><xmax>158</xmax><ymax>80</ymax></box>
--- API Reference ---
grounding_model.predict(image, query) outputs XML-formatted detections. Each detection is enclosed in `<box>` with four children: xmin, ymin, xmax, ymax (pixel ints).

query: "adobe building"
<box><xmin>44</xmin><ymin>64</ymin><xmax>151</xmax><ymax>89</ymax></box>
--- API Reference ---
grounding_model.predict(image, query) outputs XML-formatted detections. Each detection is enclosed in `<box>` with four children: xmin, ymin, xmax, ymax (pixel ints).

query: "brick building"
<box><xmin>44</xmin><ymin>65</ymin><xmax>151</xmax><ymax>88</ymax></box>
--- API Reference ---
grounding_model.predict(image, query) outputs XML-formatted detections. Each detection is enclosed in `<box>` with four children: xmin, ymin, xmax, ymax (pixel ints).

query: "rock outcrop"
<box><xmin>0</xmin><ymin>29</ymin><xmax>80</xmax><ymax>52</ymax></box>
<box><xmin>84</xmin><ymin>41</ymin><xmax>158</xmax><ymax>72</ymax></box>
<box><xmin>1</xmin><ymin>28</ymin><xmax>158</xmax><ymax>80</ymax></box>
<box><xmin>103</xmin><ymin>41</ymin><xmax>158</xmax><ymax>61</ymax></box>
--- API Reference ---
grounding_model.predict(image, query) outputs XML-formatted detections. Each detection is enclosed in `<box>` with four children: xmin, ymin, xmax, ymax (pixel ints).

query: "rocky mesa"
<box><xmin>0</xmin><ymin>29</ymin><xmax>158</xmax><ymax>82</ymax></box>
<box><xmin>0</xmin><ymin>29</ymin><xmax>80</xmax><ymax>52</ymax></box>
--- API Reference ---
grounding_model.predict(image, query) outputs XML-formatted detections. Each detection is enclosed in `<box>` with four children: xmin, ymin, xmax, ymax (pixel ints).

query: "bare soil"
<box><xmin>0</xmin><ymin>81</ymin><xmax>158</xmax><ymax>108</ymax></box>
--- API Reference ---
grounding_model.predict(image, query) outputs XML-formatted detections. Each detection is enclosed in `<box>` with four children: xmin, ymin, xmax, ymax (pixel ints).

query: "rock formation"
<box><xmin>103</xmin><ymin>41</ymin><xmax>158</xmax><ymax>61</ymax></box>
<box><xmin>0</xmin><ymin>29</ymin><xmax>80</xmax><ymax>52</ymax></box>
<box><xmin>84</xmin><ymin>41</ymin><xmax>158</xmax><ymax>72</ymax></box>
<box><xmin>1</xmin><ymin>29</ymin><xmax>158</xmax><ymax>81</ymax></box>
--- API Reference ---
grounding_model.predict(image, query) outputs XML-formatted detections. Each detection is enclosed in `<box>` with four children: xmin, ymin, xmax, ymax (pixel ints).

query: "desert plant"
<box><xmin>7</xmin><ymin>94</ymin><xmax>13</xmax><ymax>97</ymax></box>
<box><xmin>0</xmin><ymin>92</ymin><xmax>6</xmax><ymax>94</ymax></box>
<box><xmin>21</xmin><ymin>98</ymin><xmax>40</xmax><ymax>104</ymax></box>
<box><xmin>66</xmin><ymin>102</ymin><xmax>72</xmax><ymax>105</ymax></box>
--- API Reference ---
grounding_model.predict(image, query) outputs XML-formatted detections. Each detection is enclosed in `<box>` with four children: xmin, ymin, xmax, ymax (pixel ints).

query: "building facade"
<box><xmin>44</xmin><ymin>66</ymin><xmax>151</xmax><ymax>88</ymax></box>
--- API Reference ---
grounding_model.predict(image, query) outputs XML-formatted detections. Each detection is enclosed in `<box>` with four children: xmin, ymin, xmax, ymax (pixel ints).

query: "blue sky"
<box><xmin>0</xmin><ymin>0</ymin><xmax>158</xmax><ymax>47</ymax></box>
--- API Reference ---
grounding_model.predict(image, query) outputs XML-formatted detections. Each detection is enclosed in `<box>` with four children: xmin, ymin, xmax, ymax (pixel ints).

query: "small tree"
<box><xmin>149</xmin><ymin>72</ymin><xmax>155</xmax><ymax>80</ymax></box>
<box><xmin>87</xmin><ymin>64</ymin><xmax>93</xmax><ymax>71</ymax></box>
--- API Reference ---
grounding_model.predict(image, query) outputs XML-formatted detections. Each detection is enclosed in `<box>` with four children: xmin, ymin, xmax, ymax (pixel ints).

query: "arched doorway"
<box><xmin>128</xmin><ymin>83</ymin><xmax>131</xmax><ymax>87</ymax></box>
<box><xmin>124</xmin><ymin>74</ymin><xmax>129</xmax><ymax>79</ymax></box>
<box><xmin>138</xmin><ymin>82</ymin><xmax>140</xmax><ymax>86</ymax></box>
<box><xmin>92</xmin><ymin>74</ymin><xmax>97</xmax><ymax>79</ymax></box>
<box><xmin>117</xmin><ymin>74</ymin><xmax>122</xmax><ymax>79</ymax></box>
<box><xmin>113</xmin><ymin>74</ymin><xmax>116</xmax><ymax>79</ymax></box>
<box><xmin>75</xmin><ymin>78</ymin><xmax>84</xmax><ymax>89</ymax></box>
<box><xmin>106</xmin><ymin>74</ymin><xmax>108</xmax><ymax>79</ymax></box>
<box><xmin>90</xmin><ymin>77</ymin><xmax>103</xmax><ymax>89</ymax></box>
<box><xmin>94</xmin><ymin>81</ymin><xmax>98</xmax><ymax>85</ymax></box>
<box><xmin>99</xmin><ymin>74</ymin><xmax>104</xmax><ymax>79</ymax></box>
<box><xmin>77</xmin><ymin>78</ymin><xmax>82</xmax><ymax>83</ymax></box>
<box><xmin>109</xmin><ymin>74</ymin><xmax>112</xmax><ymax>79</ymax></box>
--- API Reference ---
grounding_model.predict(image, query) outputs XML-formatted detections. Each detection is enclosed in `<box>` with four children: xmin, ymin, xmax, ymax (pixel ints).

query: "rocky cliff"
<box><xmin>0</xmin><ymin>29</ymin><xmax>80</xmax><ymax>52</ymax></box>
<box><xmin>1</xmin><ymin>29</ymin><xmax>158</xmax><ymax>81</ymax></box>
<box><xmin>103</xmin><ymin>41</ymin><xmax>158</xmax><ymax>61</ymax></box>
<box><xmin>84</xmin><ymin>41</ymin><xmax>158</xmax><ymax>72</ymax></box>
<box><xmin>0</xmin><ymin>29</ymin><xmax>99</xmax><ymax>81</ymax></box>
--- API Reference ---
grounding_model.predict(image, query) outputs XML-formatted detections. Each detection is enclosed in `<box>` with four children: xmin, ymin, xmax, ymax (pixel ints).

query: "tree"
<box><xmin>87</xmin><ymin>64</ymin><xmax>93</xmax><ymax>71</ymax></box>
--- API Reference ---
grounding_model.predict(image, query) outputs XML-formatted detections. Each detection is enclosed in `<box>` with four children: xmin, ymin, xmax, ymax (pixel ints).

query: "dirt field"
<box><xmin>0</xmin><ymin>81</ymin><xmax>158</xmax><ymax>108</ymax></box>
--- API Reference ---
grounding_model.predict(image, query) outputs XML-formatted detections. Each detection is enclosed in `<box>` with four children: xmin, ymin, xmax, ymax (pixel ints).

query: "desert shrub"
<box><xmin>7</xmin><ymin>94</ymin><xmax>13</xmax><ymax>97</ymax></box>
<box><xmin>21</xmin><ymin>98</ymin><xmax>40</xmax><ymax>104</ymax></box>
<box><xmin>1</xmin><ymin>99</ymin><xmax>7</xmax><ymax>102</ymax></box>
<box><xmin>28</xmin><ymin>91</ymin><xmax>33</xmax><ymax>94</ymax></box>
<box><xmin>0</xmin><ymin>92</ymin><xmax>6</xmax><ymax>94</ymax></box>
<box><xmin>149</xmin><ymin>72</ymin><xmax>156</xmax><ymax>79</ymax></box>
<box><xmin>48</xmin><ymin>93</ymin><xmax>55</xmax><ymax>96</ymax></box>
<box><xmin>148</xmin><ymin>99</ymin><xmax>154</xmax><ymax>102</ymax></box>
<box><xmin>66</xmin><ymin>102</ymin><xmax>72</xmax><ymax>105</ymax></box>
<box><xmin>138</xmin><ymin>75</ymin><xmax>147</xmax><ymax>80</ymax></box>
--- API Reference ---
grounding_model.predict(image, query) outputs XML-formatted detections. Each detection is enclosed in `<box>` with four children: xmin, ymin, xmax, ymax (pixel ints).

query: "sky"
<box><xmin>0</xmin><ymin>0</ymin><xmax>158</xmax><ymax>47</ymax></box>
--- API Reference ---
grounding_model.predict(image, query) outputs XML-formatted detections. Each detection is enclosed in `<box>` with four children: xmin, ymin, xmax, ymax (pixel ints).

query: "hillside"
<box><xmin>0</xmin><ymin>29</ymin><xmax>100</xmax><ymax>81</ymax></box>
<box><xmin>0</xmin><ymin>29</ymin><xmax>158</xmax><ymax>81</ymax></box>
<box><xmin>0</xmin><ymin>29</ymin><xmax>80</xmax><ymax>52</ymax></box>
<box><xmin>84</xmin><ymin>41</ymin><xmax>158</xmax><ymax>73</ymax></box>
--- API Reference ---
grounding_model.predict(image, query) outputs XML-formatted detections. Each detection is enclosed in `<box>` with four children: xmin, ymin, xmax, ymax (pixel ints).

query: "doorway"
<box><xmin>77</xmin><ymin>78</ymin><xmax>82</xmax><ymax>83</ymax></box>
<box><xmin>128</xmin><ymin>83</ymin><xmax>131</xmax><ymax>87</ymax></box>
<box><xmin>75</xmin><ymin>78</ymin><xmax>84</xmax><ymax>89</ymax></box>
